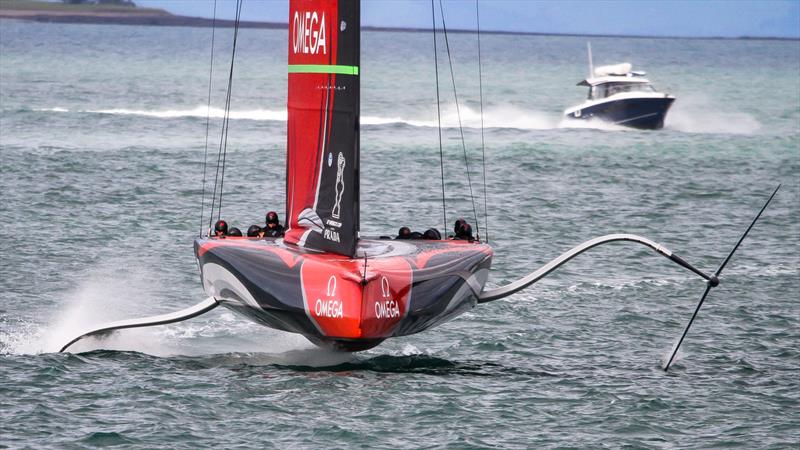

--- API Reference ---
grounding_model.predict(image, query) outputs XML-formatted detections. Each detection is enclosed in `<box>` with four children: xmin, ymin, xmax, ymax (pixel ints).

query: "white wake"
<box><xmin>665</xmin><ymin>94</ymin><xmax>761</xmax><ymax>134</ymax></box>
<box><xmin>0</xmin><ymin>258</ymin><xmax>321</xmax><ymax>359</ymax></box>
<box><xmin>37</xmin><ymin>105</ymin><xmax>559</xmax><ymax>130</ymax></box>
<box><xmin>37</xmin><ymin>100</ymin><xmax>761</xmax><ymax>134</ymax></box>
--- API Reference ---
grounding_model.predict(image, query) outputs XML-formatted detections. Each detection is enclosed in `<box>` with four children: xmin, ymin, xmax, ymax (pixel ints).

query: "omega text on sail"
<box><xmin>292</xmin><ymin>11</ymin><xmax>327</xmax><ymax>55</ymax></box>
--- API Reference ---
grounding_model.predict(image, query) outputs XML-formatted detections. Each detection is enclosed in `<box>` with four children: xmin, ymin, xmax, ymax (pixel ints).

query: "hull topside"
<box><xmin>195</xmin><ymin>237</ymin><xmax>492</xmax><ymax>350</ymax></box>
<box><xmin>566</xmin><ymin>96</ymin><xmax>675</xmax><ymax>130</ymax></box>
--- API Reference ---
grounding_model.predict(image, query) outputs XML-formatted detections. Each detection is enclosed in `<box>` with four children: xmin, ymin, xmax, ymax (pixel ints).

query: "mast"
<box><xmin>284</xmin><ymin>0</ymin><xmax>361</xmax><ymax>256</ymax></box>
<box><xmin>587</xmin><ymin>41</ymin><xmax>594</xmax><ymax>78</ymax></box>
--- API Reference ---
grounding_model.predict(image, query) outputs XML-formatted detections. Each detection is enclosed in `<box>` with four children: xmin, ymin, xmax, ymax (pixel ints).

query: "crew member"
<box><xmin>264</xmin><ymin>211</ymin><xmax>285</xmax><ymax>237</ymax></box>
<box><xmin>247</xmin><ymin>225</ymin><xmax>263</xmax><ymax>238</ymax></box>
<box><xmin>423</xmin><ymin>228</ymin><xmax>441</xmax><ymax>240</ymax></box>
<box><xmin>454</xmin><ymin>222</ymin><xmax>474</xmax><ymax>241</ymax></box>
<box><xmin>228</xmin><ymin>227</ymin><xmax>243</xmax><ymax>237</ymax></box>
<box><xmin>396</xmin><ymin>226</ymin><xmax>411</xmax><ymax>239</ymax></box>
<box><xmin>452</xmin><ymin>218</ymin><xmax>466</xmax><ymax>239</ymax></box>
<box><xmin>214</xmin><ymin>219</ymin><xmax>228</xmax><ymax>238</ymax></box>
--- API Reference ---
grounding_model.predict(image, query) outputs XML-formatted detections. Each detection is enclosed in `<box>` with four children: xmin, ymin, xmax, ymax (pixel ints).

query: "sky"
<box><xmin>132</xmin><ymin>0</ymin><xmax>800</xmax><ymax>39</ymax></box>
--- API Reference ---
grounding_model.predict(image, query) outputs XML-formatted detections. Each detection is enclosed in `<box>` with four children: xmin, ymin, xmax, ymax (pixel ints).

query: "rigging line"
<box><xmin>438</xmin><ymin>0</ymin><xmax>480</xmax><ymax>239</ymax></box>
<box><xmin>207</xmin><ymin>51</ymin><xmax>229</xmax><ymax>225</ymax></box>
<box><xmin>431</xmin><ymin>0</ymin><xmax>447</xmax><ymax>235</ymax></box>
<box><xmin>212</xmin><ymin>0</ymin><xmax>243</xmax><ymax>222</ymax></box>
<box><xmin>475</xmin><ymin>0</ymin><xmax>489</xmax><ymax>244</ymax></box>
<box><xmin>217</xmin><ymin>0</ymin><xmax>243</xmax><ymax>220</ymax></box>
<box><xmin>208</xmin><ymin>0</ymin><xmax>238</xmax><ymax>228</ymax></box>
<box><xmin>199</xmin><ymin>0</ymin><xmax>218</xmax><ymax>235</ymax></box>
<box><xmin>208</xmin><ymin>1</ymin><xmax>234</xmax><ymax>228</ymax></box>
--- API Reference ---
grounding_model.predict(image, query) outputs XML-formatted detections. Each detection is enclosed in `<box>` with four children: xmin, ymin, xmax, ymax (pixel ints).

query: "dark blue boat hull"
<box><xmin>567</xmin><ymin>96</ymin><xmax>675</xmax><ymax>130</ymax></box>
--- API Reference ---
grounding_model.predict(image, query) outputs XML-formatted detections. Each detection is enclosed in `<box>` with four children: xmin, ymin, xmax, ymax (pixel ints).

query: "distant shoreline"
<box><xmin>0</xmin><ymin>4</ymin><xmax>796</xmax><ymax>41</ymax></box>
<box><xmin>0</xmin><ymin>9</ymin><xmax>283</xmax><ymax>29</ymax></box>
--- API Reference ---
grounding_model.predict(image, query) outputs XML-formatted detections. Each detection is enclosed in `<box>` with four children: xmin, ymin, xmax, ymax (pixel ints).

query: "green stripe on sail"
<box><xmin>288</xmin><ymin>64</ymin><xmax>359</xmax><ymax>75</ymax></box>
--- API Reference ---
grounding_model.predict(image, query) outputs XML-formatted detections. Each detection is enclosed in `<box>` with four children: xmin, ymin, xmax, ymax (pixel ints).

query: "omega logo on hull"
<box><xmin>292</xmin><ymin>11</ymin><xmax>327</xmax><ymax>55</ymax></box>
<box><xmin>374</xmin><ymin>276</ymin><xmax>400</xmax><ymax>319</ymax></box>
<box><xmin>315</xmin><ymin>275</ymin><xmax>343</xmax><ymax>318</ymax></box>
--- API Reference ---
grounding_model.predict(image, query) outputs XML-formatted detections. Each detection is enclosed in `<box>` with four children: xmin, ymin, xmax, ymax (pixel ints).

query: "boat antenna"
<box><xmin>209</xmin><ymin>0</ymin><xmax>243</xmax><ymax>225</ymax></box>
<box><xmin>476</xmin><ymin>0</ymin><xmax>489</xmax><ymax>243</ymax></box>
<box><xmin>587</xmin><ymin>41</ymin><xmax>594</xmax><ymax>78</ymax></box>
<box><xmin>438</xmin><ymin>0</ymin><xmax>481</xmax><ymax>240</ymax></box>
<box><xmin>199</xmin><ymin>0</ymin><xmax>218</xmax><ymax>236</ymax></box>
<box><xmin>431</xmin><ymin>0</ymin><xmax>447</xmax><ymax>235</ymax></box>
<box><xmin>663</xmin><ymin>184</ymin><xmax>781</xmax><ymax>371</ymax></box>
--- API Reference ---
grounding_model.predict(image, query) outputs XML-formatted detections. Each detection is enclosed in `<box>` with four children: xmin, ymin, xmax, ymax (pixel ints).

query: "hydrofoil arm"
<box><xmin>476</xmin><ymin>185</ymin><xmax>779</xmax><ymax>371</ymax></box>
<box><xmin>59</xmin><ymin>297</ymin><xmax>220</xmax><ymax>353</ymax></box>
<box><xmin>478</xmin><ymin>233</ymin><xmax>715</xmax><ymax>303</ymax></box>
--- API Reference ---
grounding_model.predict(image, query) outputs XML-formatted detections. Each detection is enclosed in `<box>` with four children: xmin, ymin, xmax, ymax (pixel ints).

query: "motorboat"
<box><xmin>564</xmin><ymin>60</ymin><xmax>675</xmax><ymax>130</ymax></box>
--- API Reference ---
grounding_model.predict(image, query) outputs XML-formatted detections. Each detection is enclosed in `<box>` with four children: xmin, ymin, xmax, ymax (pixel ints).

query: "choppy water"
<box><xmin>1</xmin><ymin>20</ymin><xmax>799</xmax><ymax>448</ymax></box>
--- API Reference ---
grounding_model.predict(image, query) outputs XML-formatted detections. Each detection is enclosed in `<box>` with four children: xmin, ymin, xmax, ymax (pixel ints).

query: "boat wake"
<box><xmin>665</xmin><ymin>94</ymin><xmax>761</xmax><ymax>134</ymax></box>
<box><xmin>36</xmin><ymin>101</ymin><xmax>761</xmax><ymax>134</ymax></box>
<box><xmin>1</xmin><ymin>306</ymin><xmax>349</xmax><ymax>365</ymax></box>
<box><xmin>40</xmin><ymin>105</ymin><xmax>289</xmax><ymax>122</ymax></box>
<box><xmin>0</xmin><ymin>265</ymin><xmax>165</xmax><ymax>355</ymax></box>
<box><xmin>0</xmin><ymin>260</ymin><xmax>327</xmax><ymax>361</ymax></box>
<box><xmin>37</xmin><ymin>105</ymin><xmax>559</xmax><ymax>130</ymax></box>
<box><xmin>558</xmin><ymin>117</ymin><xmax>630</xmax><ymax>131</ymax></box>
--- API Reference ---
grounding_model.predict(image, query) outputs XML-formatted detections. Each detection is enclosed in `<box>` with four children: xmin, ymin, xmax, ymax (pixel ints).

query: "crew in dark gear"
<box><xmin>228</xmin><ymin>227</ymin><xmax>243</xmax><ymax>237</ymax></box>
<box><xmin>396</xmin><ymin>226</ymin><xmax>411</xmax><ymax>239</ymax></box>
<box><xmin>454</xmin><ymin>222</ymin><xmax>474</xmax><ymax>241</ymax></box>
<box><xmin>423</xmin><ymin>228</ymin><xmax>442</xmax><ymax>240</ymax></box>
<box><xmin>247</xmin><ymin>225</ymin><xmax>263</xmax><ymax>238</ymax></box>
<box><xmin>264</xmin><ymin>211</ymin><xmax>285</xmax><ymax>237</ymax></box>
<box><xmin>214</xmin><ymin>219</ymin><xmax>229</xmax><ymax>237</ymax></box>
<box><xmin>452</xmin><ymin>218</ymin><xmax>466</xmax><ymax>239</ymax></box>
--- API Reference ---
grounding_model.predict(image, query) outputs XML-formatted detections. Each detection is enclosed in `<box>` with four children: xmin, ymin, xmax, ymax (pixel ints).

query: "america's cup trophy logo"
<box><xmin>331</xmin><ymin>152</ymin><xmax>346</xmax><ymax>219</ymax></box>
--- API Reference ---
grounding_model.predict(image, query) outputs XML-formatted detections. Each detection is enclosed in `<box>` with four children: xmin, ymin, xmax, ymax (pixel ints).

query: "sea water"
<box><xmin>1</xmin><ymin>21</ymin><xmax>798</xmax><ymax>447</ymax></box>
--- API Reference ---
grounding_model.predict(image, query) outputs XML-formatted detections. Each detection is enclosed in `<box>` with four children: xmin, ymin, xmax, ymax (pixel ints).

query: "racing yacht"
<box><xmin>59</xmin><ymin>1</ymin><xmax>778</xmax><ymax>373</ymax></box>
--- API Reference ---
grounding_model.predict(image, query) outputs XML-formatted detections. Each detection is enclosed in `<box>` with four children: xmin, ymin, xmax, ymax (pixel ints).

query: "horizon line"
<box><xmin>0</xmin><ymin>13</ymin><xmax>797</xmax><ymax>41</ymax></box>
<box><xmin>140</xmin><ymin>14</ymin><xmax>800</xmax><ymax>40</ymax></box>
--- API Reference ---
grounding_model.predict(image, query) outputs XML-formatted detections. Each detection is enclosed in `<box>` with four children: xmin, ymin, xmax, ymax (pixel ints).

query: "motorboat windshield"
<box><xmin>589</xmin><ymin>81</ymin><xmax>657</xmax><ymax>100</ymax></box>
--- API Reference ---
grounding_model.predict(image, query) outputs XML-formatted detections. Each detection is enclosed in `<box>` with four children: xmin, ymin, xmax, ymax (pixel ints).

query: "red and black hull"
<box><xmin>194</xmin><ymin>237</ymin><xmax>492</xmax><ymax>351</ymax></box>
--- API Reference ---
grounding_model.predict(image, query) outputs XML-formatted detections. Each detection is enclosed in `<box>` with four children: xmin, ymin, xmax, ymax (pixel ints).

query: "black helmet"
<box><xmin>266</xmin><ymin>211</ymin><xmax>279</xmax><ymax>225</ymax></box>
<box><xmin>228</xmin><ymin>227</ymin><xmax>242</xmax><ymax>237</ymax></box>
<box><xmin>214</xmin><ymin>219</ymin><xmax>228</xmax><ymax>235</ymax></box>
<box><xmin>247</xmin><ymin>225</ymin><xmax>262</xmax><ymax>237</ymax></box>
<box><xmin>397</xmin><ymin>226</ymin><xmax>411</xmax><ymax>239</ymax></box>
<box><xmin>423</xmin><ymin>228</ymin><xmax>441</xmax><ymax>240</ymax></box>
<box><xmin>453</xmin><ymin>218</ymin><xmax>466</xmax><ymax>235</ymax></box>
